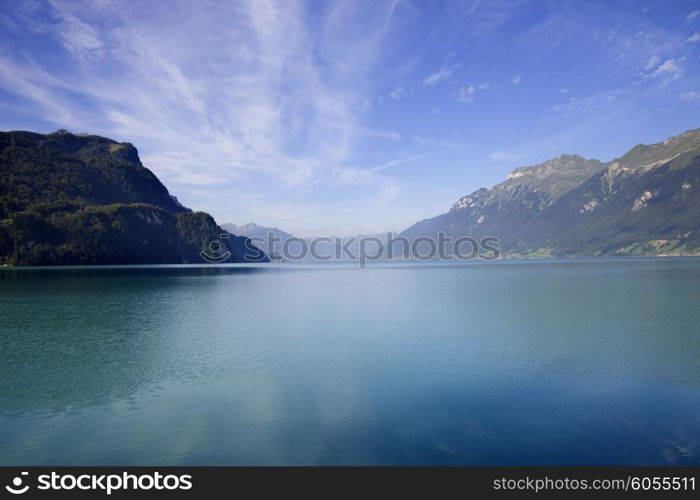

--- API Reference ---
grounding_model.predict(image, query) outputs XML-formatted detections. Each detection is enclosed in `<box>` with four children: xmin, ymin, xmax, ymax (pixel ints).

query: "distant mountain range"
<box><xmin>0</xmin><ymin>130</ymin><xmax>267</xmax><ymax>265</ymax></box>
<box><xmin>220</xmin><ymin>222</ymin><xmax>294</xmax><ymax>260</ymax></box>
<box><xmin>221</xmin><ymin>222</ymin><xmax>392</xmax><ymax>261</ymax></box>
<box><xmin>3</xmin><ymin>127</ymin><xmax>699</xmax><ymax>265</ymax></box>
<box><xmin>401</xmin><ymin>128</ymin><xmax>700</xmax><ymax>257</ymax></box>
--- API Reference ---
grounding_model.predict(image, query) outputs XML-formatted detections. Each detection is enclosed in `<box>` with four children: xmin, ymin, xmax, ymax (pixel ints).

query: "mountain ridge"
<box><xmin>401</xmin><ymin>127</ymin><xmax>700</xmax><ymax>257</ymax></box>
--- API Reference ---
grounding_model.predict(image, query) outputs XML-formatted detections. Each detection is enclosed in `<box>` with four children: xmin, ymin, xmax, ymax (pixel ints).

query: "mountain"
<box><xmin>516</xmin><ymin>129</ymin><xmax>700</xmax><ymax>256</ymax></box>
<box><xmin>401</xmin><ymin>128</ymin><xmax>700</xmax><ymax>257</ymax></box>
<box><xmin>221</xmin><ymin>222</ymin><xmax>394</xmax><ymax>262</ymax></box>
<box><xmin>221</xmin><ymin>222</ymin><xmax>294</xmax><ymax>260</ymax></box>
<box><xmin>0</xmin><ymin>130</ymin><xmax>267</xmax><ymax>265</ymax></box>
<box><xmin>401</xmin><ymin>154</ymin><xmax>606</xmax><ymax>247</ymax></box>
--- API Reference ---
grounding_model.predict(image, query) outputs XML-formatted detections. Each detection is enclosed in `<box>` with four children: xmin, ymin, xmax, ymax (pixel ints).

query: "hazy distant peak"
<box><xmin>221</xmin><ymin>222</ymin><xmax>295</xmax><ymax>240</ymax></box>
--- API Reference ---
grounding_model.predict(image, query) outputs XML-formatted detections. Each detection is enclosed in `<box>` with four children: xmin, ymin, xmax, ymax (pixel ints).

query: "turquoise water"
<box><xmin>1</xmin><ymin>258</ymin><xmax>699</xmax><ymax>465</ymax></box>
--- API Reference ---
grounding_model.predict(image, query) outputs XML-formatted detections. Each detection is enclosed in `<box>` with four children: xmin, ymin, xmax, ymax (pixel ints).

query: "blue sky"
<box><xmin>1</xmin><ymin>0</ymin><xmax>699</xmax><ymax>236</ymax></box>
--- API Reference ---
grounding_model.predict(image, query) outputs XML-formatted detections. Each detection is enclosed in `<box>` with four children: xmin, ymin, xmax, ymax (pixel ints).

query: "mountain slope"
<box><xmin>401</xmin><ymin>154</ymin><xmax>605</xmax><ymax>248</ymax></box>
<box><xmin>518</xmin><ymin>144</ymin><xmax>700</xmax><ymax>256</ymax></box>
<box><xmin>0</xmin><ymin>129</ymin><xmax>185</xmax><ymax>215</ymax></box>
<box><xmin>0</xmin><ymin>130</ymin><xmax>267</xmax><ymax>265</ymax></box>
<box><xmin>401</xmin><ymin>128</ymin><xmax>700</xmax><ymax>257</ymax></box>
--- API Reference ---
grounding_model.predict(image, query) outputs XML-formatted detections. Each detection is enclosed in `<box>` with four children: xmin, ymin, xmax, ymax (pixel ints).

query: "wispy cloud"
<box><xmin>389</xmin><ymin>86</ymin><xmax>410</xmax><ymax>100</ymax></box>
<box><xmin>457</xmin><ymin>81</ymin><xmax>492</xmax><ymax>103</ymax></box>
<box><xmin>645</xmin><ymin>55</ymin><xmax>661</xmax><ymax>70</ymax></box>
<box><xmin>359</xmin><ymin>127</ymin><xmax>402</xmax><ymax>141</ymax></box>
<box><xmin>687</xmin><ymin>33</ymin><xmax>700</xmax><ymax>43</ymax></box>
<box><xmin>48</xmin><ymin>0</ymin><xmax>105</xmax><ymax>60</ymax></box>
<box><xmin>649</xmin><ymin>58</ymin><xmax>685</xmax><ymax>81</ymax></box>
<box><xmin>552</xmin><ymin>88</ymin><xmax>629</xmax><ymax>113</ymax></box>
<box><xmin>369</xmin><ymin>152</ymin><xmax>435</xmax><ymax>172</ymax></box>
<box><xmin>457</xmin><ymin>85</ymin><xmax>476</xmax><ymax>103</ymax></box>
<box><xmin>369</xmin><ymin>136</ymin><xmax>465</xmax><ymax>173</ymax></box>
<box><xmin>423</xmin><ymin>65</ymin><xmax>455</xmax><ymax>86</ymax></box>
<box><xmin>412</xmin><ymin>135</ymin><xmax>467</xmax><ymax>149</ymax></box>
<box><xmin>1</xmin><ymin>0</ymin><xmax>698</xmax><ymax>235</ymax></box>
<box><xmin>0</xmin><ymin>0</ymin><xmax>416</xmax><ymax>234</ymax></box>
<box><xmin>488</xmin><ymin>150</ymin><xmax>525</xmax><ymax>162</ymax></box>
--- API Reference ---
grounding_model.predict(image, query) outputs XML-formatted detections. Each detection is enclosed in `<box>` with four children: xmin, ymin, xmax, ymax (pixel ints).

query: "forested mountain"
<box><xmin>0</xmin><ymin>130</ymin><xmax>266</xmax><ymax>265</ymax></box>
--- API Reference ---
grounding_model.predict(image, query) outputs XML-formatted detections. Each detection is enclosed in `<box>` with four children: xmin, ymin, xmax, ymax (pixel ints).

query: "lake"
<box><xmin>1</xmin><ymin>258</ymin><xmax>699</xmax><ymax>465</ymax></box>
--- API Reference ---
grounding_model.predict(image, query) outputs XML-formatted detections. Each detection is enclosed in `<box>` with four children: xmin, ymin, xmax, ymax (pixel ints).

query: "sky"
<box><xmin>0</xmin><ymin>0</ymin><xmax>699</xmax><ymax>237</ymax></box>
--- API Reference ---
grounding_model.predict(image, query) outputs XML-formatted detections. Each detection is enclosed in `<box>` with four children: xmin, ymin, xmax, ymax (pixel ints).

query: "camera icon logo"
<box><xmin>5</xmin><ymin>472</ymin><xmax>29</xmax><ymax>494</ymax></box>
<box><xmin>199</xmin><ymin>233</ymin><xmax>232</xmax><ymax>263</ymax></box>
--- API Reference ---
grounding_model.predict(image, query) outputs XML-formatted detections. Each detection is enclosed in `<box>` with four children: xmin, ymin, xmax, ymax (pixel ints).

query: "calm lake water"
<box><xmin>1</xmin><ymin>258</ymin><xmax>699</xmax><ymax>465</ymax></box>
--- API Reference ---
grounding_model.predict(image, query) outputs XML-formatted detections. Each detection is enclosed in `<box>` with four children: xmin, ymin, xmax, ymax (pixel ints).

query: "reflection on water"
<box><xmin>1</xmin><ymin>259</ymin><xmax>699</xmax><ymax>465</ymax></box>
